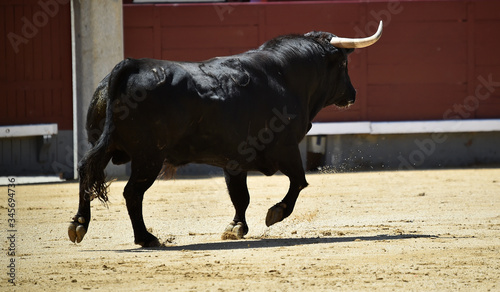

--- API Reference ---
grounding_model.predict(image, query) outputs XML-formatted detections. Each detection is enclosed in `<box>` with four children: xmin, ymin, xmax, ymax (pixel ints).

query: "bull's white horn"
<box><xmin>330</xmin><ymin>21</ymin><xmax>383</xmax><ymax>49</ymax></box>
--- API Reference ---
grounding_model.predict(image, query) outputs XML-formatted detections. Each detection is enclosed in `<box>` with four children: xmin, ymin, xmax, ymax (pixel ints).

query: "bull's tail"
<box><xmin>78</xmin><ymin>58</ymin><xmax>135</xmax><ymax>203</ymax></box>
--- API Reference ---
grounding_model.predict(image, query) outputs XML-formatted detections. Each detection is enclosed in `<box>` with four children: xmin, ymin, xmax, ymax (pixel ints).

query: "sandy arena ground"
<box><xmin>1</xmin><ymin>168</ymin><xmax>499</xmax><ymax>291</ymax></box>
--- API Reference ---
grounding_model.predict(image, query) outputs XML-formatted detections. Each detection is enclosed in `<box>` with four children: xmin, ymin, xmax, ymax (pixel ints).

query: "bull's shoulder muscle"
<box><xmin>185</xmin><ymin>57</ymin><xmax>253</xmax><ymax>101</ymax></box>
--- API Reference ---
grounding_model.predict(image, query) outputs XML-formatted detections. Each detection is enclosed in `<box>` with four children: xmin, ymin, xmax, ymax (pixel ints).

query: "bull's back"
<box><xmin>109</xmin><ymin>57</ymin><xmax>304</xmax><ymax>171</ymax></box>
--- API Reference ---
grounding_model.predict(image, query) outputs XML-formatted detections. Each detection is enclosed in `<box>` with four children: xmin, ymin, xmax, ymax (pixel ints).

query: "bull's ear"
<box><xmin>345</xmin><ymin>48</ymin><xmax>355</xmax><ymax>55</ymax></box>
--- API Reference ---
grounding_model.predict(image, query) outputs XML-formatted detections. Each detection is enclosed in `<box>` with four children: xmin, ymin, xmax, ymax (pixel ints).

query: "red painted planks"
<box><xmin>124</xmin><ymin>27</ymin><xmax>155</xmax><ymax>58</ymax></box>
<box><xmin>161</xmin><ymin>25</ymin><xmax>259</xmax><ymax>50</ymax></box>
<box><xmin>16</xmin><ymin>88</ymin><xmax>25</xmax><ymax>121</ymax></box>
<box><xmin>13</xmin><ymin>5</ymin><xmax>24</xmax><ymax>82</ymax></box>
<box><xmin>157</xmin><ymin>4</ymin><xmax>261</xmax><ymax>27</ymax></box>
<box><xmin>52</xmin><ymin>88</ymin><xmax>62</xmax><ymax>121</ymax></box>
<box><xmin>368</xmin><ymin>43</ymin><xmax>467</xmax><ymax>66</ymax></box>
<box><xmin>474</xmin><ymin>20</ymin><xmax>500</xmax><ymax>44</ymax></box>
<box><xmin>58</xmin><ymin>2</ymin><xmax>72</xmax><ymax>128</ymax></box>
<box><xmin>367</xmin><ymin>84</ymin><xmax>468</xmax><ymax>107</ymax></box>
<box><xmin>379</xmin><ymin>21</ymin><xmax>466</xmax><ymax>45</ymax></box>
<box><xmin>51</xmin><ymin>10</ymin><xmax>61</xmax><ymax>81</ymax></box>
<box><xmin>0</xmin><ymin>0</ymin><xmax>72</xmax><ymax>129</ymax></box>
<box><xmin>123</xmin><ymin>4</ymin><xmax>154</xmax><ymax>28</ymax></box>
<box><xmin>265</xmin><ymin>2</ymin><xmax>359</xmax><ymax>25</ymax></box>
<box><xmin>365</xmin><ymin>1</ymin><xmax>466</xmax><ymax>23</ymax></box>
<box><xmin>0</xmin><ymin>5</ymin><xmax>6</xmax><ymax>82</ymax></box>
<box><xmin>25</xmin><ymin>89</ymin><xmax>35</xmax><ymax>120</ymax></box>
<box><xmin>368</xmin><ymin>63</ymin><xmax>467</xmax><ymax>85</ymax></box>
<box><xmin>474</xmin><ymin>0</ymin><xmax>500</xmax><ymax>20</ymax></box>
<box><xmin>6</xmin><ymin>88</ymin><xmax>16</xmax><ymax>122</ymax></box>
<box><xmin>475</xmin><ymin>45</ymin><xmax>500</xmax><ymax>66</ymax></box>
<box><xmin>265</xmin><ymin>23</ymin><xmax>359</xmax><ymax>41</ymax></box>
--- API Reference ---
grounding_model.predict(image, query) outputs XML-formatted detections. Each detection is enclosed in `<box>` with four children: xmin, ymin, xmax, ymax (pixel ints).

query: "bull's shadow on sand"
<box><xmin>106</xmin><ymin>234</ymin><xmax>435</xmax><ymax>253</ymax></box>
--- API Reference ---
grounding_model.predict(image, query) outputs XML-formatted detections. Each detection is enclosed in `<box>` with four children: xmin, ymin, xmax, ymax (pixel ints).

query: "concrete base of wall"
<box><xmin>3</xmin><ymin>130</ymin><xmax>498</xmax><ymax>180</ymax></box>
<box><xmin>0</xmin><ymin>129</ymin><xmax>128</xmax><ymax>179</ymax></box>
<box><xmin>308</xmin><ymin>132</ymin><xmax>500</xmax><ymax>172</ymax></box>
<box><xmin>160</xmin><ymin>131</ymin><xmax>500</xmax><ymax>177</ymax></box>
<box><xmin>0</xmin><ymin>130</ymin><xmax>73</xmax><ymax>178</ymax></box>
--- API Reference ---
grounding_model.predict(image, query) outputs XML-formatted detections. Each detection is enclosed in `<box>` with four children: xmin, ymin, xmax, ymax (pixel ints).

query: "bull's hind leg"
<box><xmin>266</xmin><ymin>145</ymin><xmax>308</xmax><ymax>227</ymax></box>
<box><xmin>222</xmin><ymin>170</ymin><xmax>250</xmax><ymax>240</ymax></box>
<box><xmin>68</xmin><ymin>183</ymin><xmax>92</xmax><ymax>243</ymax></box>
<box><xmin>123</xmin><ymin>157</ymin><xmax>163</xmax><ymax>247</ymax></box>
<box><xmin>69</xmin><ymin>145</ymin><xmax>112</xmax><ymax>244</ymax></box>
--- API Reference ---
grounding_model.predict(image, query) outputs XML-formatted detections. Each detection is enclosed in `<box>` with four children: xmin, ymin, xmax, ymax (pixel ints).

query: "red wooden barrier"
<box><xmin>124</xmin><ymin>0</ymin><xmax>500</xmax><ymax>123</ymax></box>
<box><xmin>0</xmin><ymin>0</ymin><xmax>72</xmax><ymax>130</ymax></box>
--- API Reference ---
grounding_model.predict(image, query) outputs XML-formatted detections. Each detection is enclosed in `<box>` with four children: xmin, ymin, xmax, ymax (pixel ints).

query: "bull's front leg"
<box><xmin>222</xmin><ymin>170</ymin><xmax>250</xmax><ymax>240</ymax></box>
<box><xmin>265</xmin><ymin>180</ymin><xmax>308</xmax><ymax>226</ymax></box>
<box><xmin>266</xmin><ymin>145</ymin><xmax>308</xmax><ymax>226</ymax></box>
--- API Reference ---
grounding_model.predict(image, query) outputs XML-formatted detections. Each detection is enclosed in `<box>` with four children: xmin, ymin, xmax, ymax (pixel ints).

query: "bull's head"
<box><xmin>314</xmin><ymin>21</ymin><xmax>383</xmax><ymax>108</ymax></box>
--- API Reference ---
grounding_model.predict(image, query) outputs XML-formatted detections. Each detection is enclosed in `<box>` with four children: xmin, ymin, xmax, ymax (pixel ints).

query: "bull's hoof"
<box><xmin>221</xmin><ymin>221</ymin><xmax>248</xmax><ymax>240</ymax></box>
<box><xmin>136</xmin><ymin>233</ymin><xmax>161</xmax><ymax>247</ymax></box>
<box><xmin>266</xmin><ymin>203</ymin><xmax>287</xmax><ymax>227</ymax></box>
<box><xmin>138</xmin><ymin>238</ymin><xmax>161</xmax><ymax>248</ymax></box>
<box><xmin>68</xmin><ymin>217</ymin><xmax>87</xmax><ymax>243</ymax></box>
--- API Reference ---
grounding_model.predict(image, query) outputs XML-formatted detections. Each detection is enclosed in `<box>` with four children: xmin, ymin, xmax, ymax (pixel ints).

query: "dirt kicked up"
<box><xmin>1</xmin><ymin>168</ymin><xmax>499</xmax><ymax>291</ymax></box>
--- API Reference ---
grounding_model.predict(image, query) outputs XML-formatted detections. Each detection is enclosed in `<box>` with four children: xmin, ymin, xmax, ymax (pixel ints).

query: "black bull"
<box><xmin>68</xmin><ymin>31</ymin><xmax>363</xmax><ymax>247</ymax></box>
